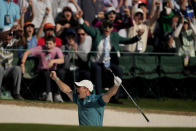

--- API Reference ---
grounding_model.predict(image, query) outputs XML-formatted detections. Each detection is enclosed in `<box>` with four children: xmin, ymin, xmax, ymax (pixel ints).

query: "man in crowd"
<box><xmin>0</xmin><ymin>27</ymin><xmax>23</xmax><ymax>99</ymax></box>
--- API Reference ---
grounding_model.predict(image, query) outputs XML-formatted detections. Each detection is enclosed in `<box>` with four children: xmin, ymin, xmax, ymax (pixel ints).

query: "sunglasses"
<box><xmin>103</xmin><ymin>24</ymin><xmax>113</xmax><ymax>28</ymax></box>
<box><xmin>46</xmin><ymin>28</ymin><xmax>54</xmax><ymax>31</ymax></box>
<box><xmin>77</xmin><ymin>33</ymin><xmax>85</xmax><ymax>36</ymax></box>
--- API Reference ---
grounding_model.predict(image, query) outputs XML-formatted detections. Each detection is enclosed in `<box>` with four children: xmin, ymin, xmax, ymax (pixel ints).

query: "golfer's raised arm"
<box><xmin>102</xmin><ymin>76</ymin><xmax>122</xmax><ymax>103</ymax></box>
<box><xmin>50</xmin><ymin>71</ymin><xmax>73</xmax><ymax>101</ymax></box>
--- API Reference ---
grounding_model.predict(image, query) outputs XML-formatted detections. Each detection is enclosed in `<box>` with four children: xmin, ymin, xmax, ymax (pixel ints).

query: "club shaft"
<box><xmin>107</xmin><ymin>68</ymin><xmax>149</xmax><ymax>122</ymax></box>
<box><xmin>120</xmin><ymin>83</ymin><xmax>150</xmax><ymax>122</ymax></box>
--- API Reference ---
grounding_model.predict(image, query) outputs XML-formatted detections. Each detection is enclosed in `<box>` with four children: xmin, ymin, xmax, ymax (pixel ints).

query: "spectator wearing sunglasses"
<box><xmin>76</xmin><ymin>27</ymin><xmax>92</xmax><ymax>80</ymax></box>
<box><xmin>76</xmin><ymin>11</ymin><xmax>144</xmax><ymax>104</ymax></box>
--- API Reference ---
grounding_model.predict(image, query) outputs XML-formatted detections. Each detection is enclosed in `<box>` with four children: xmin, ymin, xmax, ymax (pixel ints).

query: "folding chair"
<box><xmin>118</xmin><ymin>55</ymin><xmax>135</xmax><ymax>98</ymax></box>
<box><xmin>118</xmin><ymin>55</ymin><xmax>134</xmax><ymax>79</ymax></box>
<box><xmin>159</xmin><ymin>56</ymin><xmax>187</xmax><ymax>98</ymax></box>
<box><xmin>21</xmin><ymin>57</ymin><xmax>39</xmax><ymax>99</ymax></box>
<box><xmin>133</xmin><ymin>55</ymin><xmax>160</xmax><ymax>98</ymax></box>
<box><xmin>185</xmin><ymin>57</ymin><xmax>196</xmax><ymax>100</ymax></box>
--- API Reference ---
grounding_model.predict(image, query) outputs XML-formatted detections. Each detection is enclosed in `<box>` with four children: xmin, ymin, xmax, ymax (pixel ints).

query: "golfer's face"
<box><xmin>77</xmin><ymin>86</ymin><xmax>88</xmax><ymax>99</ymax></box>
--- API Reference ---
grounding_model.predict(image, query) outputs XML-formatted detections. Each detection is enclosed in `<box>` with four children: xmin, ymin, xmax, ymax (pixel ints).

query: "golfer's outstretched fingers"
<box><xmin>50</xmin><ymin>71</ymin><xmax>57</xmax><ymax>80</ymax></box>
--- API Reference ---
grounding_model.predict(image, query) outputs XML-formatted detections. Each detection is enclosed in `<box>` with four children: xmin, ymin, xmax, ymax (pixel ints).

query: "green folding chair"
<box><xmin>21</xmin><ymin>57</ymin><xmax>39</xmax><ymax>99</ymax></box>
<box><xmin>118</xmin><ymin>55</ymin><xmax>134</xmax><ymax>79</ymax></box>
<box><xmin>185</xmin><ymin>57</ymin><xmax>196</xmax><ymax>100</ymax></box>
<box><xmin>133</xmin><ymin>55</ymin><xmax>160</xmax><ymax>98</ymax></box>
<box><xmin>159</xmin><ymin>56</ymin><xmax>186</xmax><ymax>98</ymax></box>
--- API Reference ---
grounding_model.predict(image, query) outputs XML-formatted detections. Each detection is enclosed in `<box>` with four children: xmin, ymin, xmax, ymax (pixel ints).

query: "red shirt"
<box><xmin>37</xmin><ymin>37</ymin><xmax>62</xmax><ymax>47</ymax></box>
<box><xmin>13</xmin><ymin>0</ymin><xmax>18</xmax><ymax>3</ymax></box>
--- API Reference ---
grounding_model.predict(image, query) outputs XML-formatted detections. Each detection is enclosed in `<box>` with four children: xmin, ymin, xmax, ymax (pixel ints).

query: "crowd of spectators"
<box><xmin>0</xmin><ymin>0</ymin><xmax>196</xmax><ymax>103</ymax></box>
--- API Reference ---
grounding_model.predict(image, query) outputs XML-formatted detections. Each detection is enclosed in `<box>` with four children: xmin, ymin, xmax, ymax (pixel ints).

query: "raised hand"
<box><xmin>50</xmin><ymin>71</ymin><xmax>57</xmax><ymax>81</ymax></box>
<box><xmin>137</xmin><ymin>29</ymin><xmax>145</xmax><ymax>37</ymax></box>
<box><xmin>28</xmin><ymin>0</ymin><xmax>33</xmax><ymax>6</ymax></box>
<box><xmin>45</xmin><ymin>7</ymin><xmax>50</xmax><ymax>16</ymax></box>
<box><xmin>75</xmin><ymin>10</ymin><xmax>83</xmax><ymax>20</ymax></box>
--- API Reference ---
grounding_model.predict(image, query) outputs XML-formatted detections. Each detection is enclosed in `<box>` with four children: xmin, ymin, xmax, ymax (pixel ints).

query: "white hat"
<box><xmin>67</xmin><ymin>2</ymin><xmax>77</xmax><ymax>14</ymax></box>
<box><xmin>106</xmin><ymin>7</ymin><xmax>116</xmax><ymax>14</ymax></box>
<box><xmin>134</xmin><ymin>8</ymin><xmax>144</xmax><ymax>15</ymax></box>
<box><xmin>75</xmin><ymin>80</ymin><xmax>94</xmax><ymax>92</ymax></box>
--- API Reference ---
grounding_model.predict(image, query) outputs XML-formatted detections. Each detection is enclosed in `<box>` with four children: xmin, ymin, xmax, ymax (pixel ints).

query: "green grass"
<box><xmin>108</xmin><ymin>98</ymin><xmax>196</xmax><ymax>113</ymax></box>
<box><xmin>0</xmin><ymin>124</ymin><xmax>195</xmax><ymax>131</ymax></box>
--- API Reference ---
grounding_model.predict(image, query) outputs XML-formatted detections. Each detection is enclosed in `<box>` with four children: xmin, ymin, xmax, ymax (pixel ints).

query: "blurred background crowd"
<box><xmin>0</xmin><ymin>0</ymin><xmax>196</xmax><ymax>103</ymax></box>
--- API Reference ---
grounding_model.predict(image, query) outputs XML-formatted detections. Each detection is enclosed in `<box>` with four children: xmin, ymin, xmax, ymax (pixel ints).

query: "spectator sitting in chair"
<box><xmin>21</xmin><ymin>36</ymin><xmax>64</xmax><ymax>102</ymax></box>
<box><xmin>0</xmin><ymin>27</ymin><xmax>23</xmax><ymax>99</ymax></box>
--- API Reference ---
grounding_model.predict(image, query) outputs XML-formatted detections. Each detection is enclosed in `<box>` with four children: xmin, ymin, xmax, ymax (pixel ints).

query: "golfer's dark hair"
<box><xmin>45</xmin><ymin>35</ymin><xmax>56</xmax><ymax>43</ymax></box>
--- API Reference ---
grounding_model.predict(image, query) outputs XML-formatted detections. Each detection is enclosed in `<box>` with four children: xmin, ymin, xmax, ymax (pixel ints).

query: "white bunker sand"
<box><xmin>0</xmin><ymin>104</ymin><xmax>196</xmax><ymax>127</ymax></box>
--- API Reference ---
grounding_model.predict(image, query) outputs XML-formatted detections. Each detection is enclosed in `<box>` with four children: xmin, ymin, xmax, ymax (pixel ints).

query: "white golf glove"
<box><xmin>114</xmin><ymin>76</ymin><xmax>122</xmax><ymax>87</ymax></box>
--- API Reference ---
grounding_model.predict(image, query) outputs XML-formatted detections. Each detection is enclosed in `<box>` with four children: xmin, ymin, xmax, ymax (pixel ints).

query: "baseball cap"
<box><xmin>134</xmin><ymin>8</ymin><xmax>144</xmax><ymax>15</ymax></box>
<box><xmin>106</xmin><ymin>7</ymin><xmax>116</xmax><ymax>14</ymax></box>
<box><xmin>65</xmin><ymin>28</ymin><xmax>76</xmax><ymax>37</ymax></box>
<box><xmin>44</xmin><ymin>23</ymin><xmax>54</xmax><ymax>29</ymax></box>
<box><xmin>24</xmin><ymin>22</ymin><xmax>34</xmax><ymax>27</ymax></box>
<box><xmin>75</xmin><ymin>80</ymin><xmax>94</xmax><ymax>92</ymax></box>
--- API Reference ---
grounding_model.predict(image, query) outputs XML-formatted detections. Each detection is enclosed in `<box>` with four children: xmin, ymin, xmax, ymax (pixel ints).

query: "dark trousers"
<box><xmin>91</xmin><ymin>62</ymin><xmax>122</xmax><ymax>97</ymax></box>
<box><xmin>0</xmin><ymin>66</ymin><xmax>22</xmax><ymax>95</ymax></box>
<box><xmin>38</xmin><ymin>70</ymin><xmax>60</xmax><ymax>95</ymax></box>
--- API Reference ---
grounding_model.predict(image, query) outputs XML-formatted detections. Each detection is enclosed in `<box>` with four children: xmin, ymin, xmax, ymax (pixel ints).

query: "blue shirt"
<box><xmin>73</xmin><ymin>93</ymin><xmax>106</xmax><ymax>126</ymax></box>
<box><xmin>0</xmin><ymin>0</ymin><xmax>20</xmax><ymax>29</ymax></box>
<box><xmin>18</xmin><ymin>36</ymin><xmax>37</xmax><ymax>58</ymax></box>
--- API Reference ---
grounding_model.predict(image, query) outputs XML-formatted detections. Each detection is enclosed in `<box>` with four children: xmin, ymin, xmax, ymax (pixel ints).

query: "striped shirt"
<box><xmin>0</xmin><ymin>39</ymin><xmax>17</xmax><ymax>69</ymax></box>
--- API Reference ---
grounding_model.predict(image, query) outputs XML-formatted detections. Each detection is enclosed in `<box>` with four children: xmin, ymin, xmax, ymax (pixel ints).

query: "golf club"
<box><xmin>108</xmin><ymin>68</ymin><xmax>150</xmax><ymax>122</ymax></box>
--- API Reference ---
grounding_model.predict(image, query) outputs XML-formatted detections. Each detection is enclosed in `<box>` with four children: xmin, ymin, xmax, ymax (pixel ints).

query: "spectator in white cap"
<box><xmin>124</xmin><ymin>1</ymin><xmax>160</xmax><ymax>53</ymax></box>
<box><xmin>50</xmin><ymin>70</ymin><xmax>122</xmax><ymax>126</ymax></box>
<box><xmin>173</xmin><ymin>16</ymin><xmax>196</xmax><ymax>57</ymax></box>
